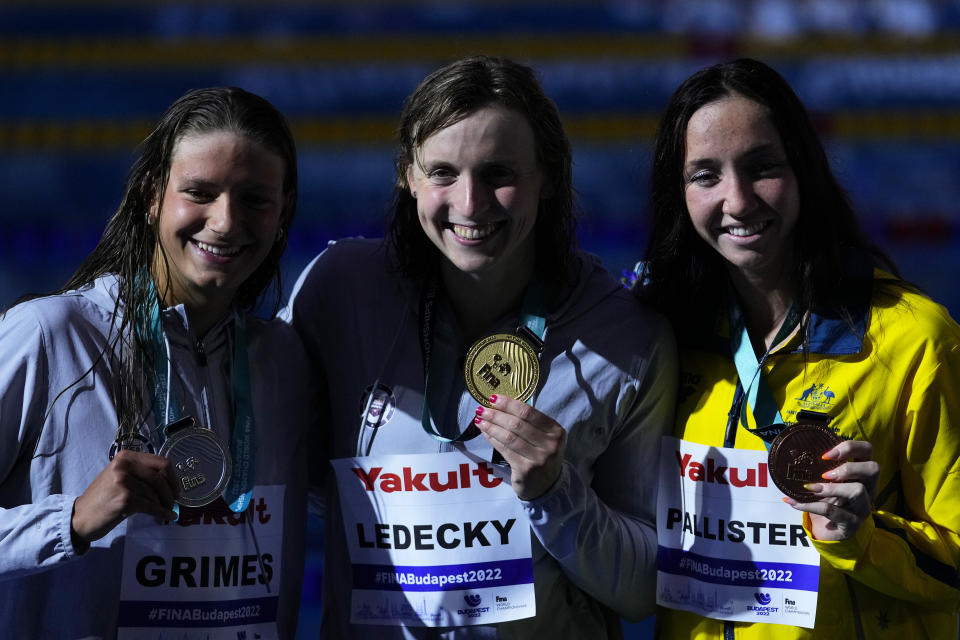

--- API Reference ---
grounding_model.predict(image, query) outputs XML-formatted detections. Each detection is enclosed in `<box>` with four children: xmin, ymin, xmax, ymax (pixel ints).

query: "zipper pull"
<box><xmin>195</xmin><ymin>336</ymin><xmax>207</xmax><ymax>366</ymax></box>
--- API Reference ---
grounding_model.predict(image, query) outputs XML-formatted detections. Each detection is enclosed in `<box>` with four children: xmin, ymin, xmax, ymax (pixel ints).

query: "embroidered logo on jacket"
<box><xmin>796</xmin><ymin>383</ymin><xmax>835</xmax><ymax>411</ymax></box>
<box><xmin>360</xmin><ymin>383</ymin><xmax>396</xmax><ymax>429</ymax></box>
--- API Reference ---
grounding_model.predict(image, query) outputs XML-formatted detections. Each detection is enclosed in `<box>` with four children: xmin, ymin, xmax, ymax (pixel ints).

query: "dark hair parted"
<box><xmin>387</xmin><ymin>55</ymin><xmax>577</xmax><ymax>282</ymax></box>
<box><xmin>52</xmin><ymin>87</ymin><xmax>297</xmax><ymax>437</ymax></box>
<box><xmin>639</xmin><ymin>57</ymin><xmax>897</xmax><ymax>334</ymax></box>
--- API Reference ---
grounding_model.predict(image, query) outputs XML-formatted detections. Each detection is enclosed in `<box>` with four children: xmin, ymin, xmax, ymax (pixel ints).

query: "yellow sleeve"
<box><xmin>811</xmin><ymin>337</ymin><xmax>960</xmax><ymax>611</ymax></box>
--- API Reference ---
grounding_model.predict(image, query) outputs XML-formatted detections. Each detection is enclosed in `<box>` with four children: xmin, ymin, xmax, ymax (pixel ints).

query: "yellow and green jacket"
<box><xmin>659</xmin><ymin>271</ymin><xmax>960</xmax><ymax>639</ymax></box>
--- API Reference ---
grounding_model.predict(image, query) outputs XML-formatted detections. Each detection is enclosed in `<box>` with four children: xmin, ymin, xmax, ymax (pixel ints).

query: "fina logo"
<box><xmin>754</xmin><ymin>592</ymin><xmax>772</xmax><ymax>605</ymax></box>
<box><xmin>464</xmin><ymin>594</ymin><xmax>482</xmax><ymax>607</ymax></box>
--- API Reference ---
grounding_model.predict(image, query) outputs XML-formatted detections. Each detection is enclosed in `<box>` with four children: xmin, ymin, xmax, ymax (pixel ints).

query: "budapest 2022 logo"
<box><xmin>748</xmin><ymin>592</ymin><xmax>778</xmax><ymax>616</ymax></box>
<box><xmin>458</xmin><ymin>594</ymin><xmax>489</xmax><ymax>619</ymax></box>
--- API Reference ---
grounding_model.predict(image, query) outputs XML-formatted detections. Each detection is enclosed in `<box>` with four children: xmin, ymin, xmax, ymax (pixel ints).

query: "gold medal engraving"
<box><xmin>464</xmin><ymin>333</ymin><xmax>540</xmax><ymax>407</ymax></box>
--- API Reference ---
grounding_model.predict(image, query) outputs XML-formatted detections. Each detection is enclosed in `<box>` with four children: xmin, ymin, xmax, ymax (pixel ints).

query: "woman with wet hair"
<box><xmin>0</xmin><ymin>87</ymin><xmax>310</xmax><ymax>638</ymax></box>
<box><xmin>639</xmin><ymin>58</ymin><xmax>960</xmax><ymax>639</ymax></box>
<box><xmin>287</xmin><ymin>55</ymin><xmax>677</xmax><ymax>637</ymax></box>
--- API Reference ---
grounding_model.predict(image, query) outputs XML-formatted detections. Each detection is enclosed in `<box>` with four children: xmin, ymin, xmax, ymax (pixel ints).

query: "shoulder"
<box><xmin>551</xmin><ymin>253</ymin><xmax>677</xmax><ymax>377</ymax></box>
<box><xmin>561</xmin><ymin>252</ymin><xmax>674</xmax><ymax>341</ymax></box>
<box><xmin>2</xmin><ymin>284</ymin><xmax>114</xmax><ymax>346</ymax></box>
<box><xmin>297</xmin><ymin>237</ymin><xmax>389</xmax><ymax>284</ymax></box>
<box><xmin>286</xmin><ymin>238</ymin><xmax>393</xmax><ymax>309</ymax></box>
<box><xmin>868</xmin><ymin>273</ymin><xmax>960</xmax><ymax>358</ymax></box>
<box><xmin>284</xmin><ymin>237</ymin><xmax>414</xmax><ymax>329</ymax></box>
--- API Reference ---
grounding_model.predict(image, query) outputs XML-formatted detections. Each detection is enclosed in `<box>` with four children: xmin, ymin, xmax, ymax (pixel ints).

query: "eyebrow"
<box><xmin>684</xmin><ymin>142</ymin><xmax>783</xmax><ymax>169</ymax></box>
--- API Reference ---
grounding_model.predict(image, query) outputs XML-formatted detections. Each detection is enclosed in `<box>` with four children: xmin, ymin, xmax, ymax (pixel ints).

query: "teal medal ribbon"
<box><xmin>419</xmin><ymin>278</ymin><xmax>548</xmax><ymax>443</ymax></box>
<box><xmin>729</xmin><ymin>298</ymin><xmax>801</xmax><ymax>449</ymax></box>
<box><xmin>144</xmin><ymin>293</ymin><xmax>255</xmax><ymax>513</ymax></box>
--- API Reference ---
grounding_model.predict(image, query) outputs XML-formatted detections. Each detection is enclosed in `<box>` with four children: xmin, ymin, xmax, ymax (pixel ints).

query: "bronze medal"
<box><xmin>768</xmin><ymin>421</ymin><xmax>843</xmax><ymax>502</ymax></box>
<box><xmin>464</xmin><ymin>333</ymin><xmax>540</xmax><ymax>407</ymax></box>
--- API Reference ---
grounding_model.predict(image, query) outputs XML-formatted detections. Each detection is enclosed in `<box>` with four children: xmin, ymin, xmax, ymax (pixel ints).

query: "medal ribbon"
<box><xmin>418</xmin><ymin>278</ymin><xmax>548</xmax><ymax>443</ymax></box>
<box><xmin>729</xmin><ymin>298</ymin><xmax>801</xmax><ymax>449</ymax></box>
<box><xmin>144</xmin><ymin>290</ymin><xmax>255</xmax><ymax>513</ymax></box>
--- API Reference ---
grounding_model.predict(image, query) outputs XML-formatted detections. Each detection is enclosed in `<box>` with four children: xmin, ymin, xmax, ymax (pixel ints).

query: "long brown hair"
<box><xmin>25</xmin><ymin>87</ymin><xmax>298</xmax><ymax>439</ymax></box>
<box><xmin>387</xmin><ymin>55</ymin><xmax>578</xmax><ymax>284</ymax></box>
<box><xmin>639</xmin><ymin>58</ymin><xmax>897</xmax><ymax>338</ymax></box>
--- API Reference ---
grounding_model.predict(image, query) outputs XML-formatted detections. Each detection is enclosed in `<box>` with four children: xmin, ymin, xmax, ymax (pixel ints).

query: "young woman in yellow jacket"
<box><xmin>638</xmin><ymin>58</ymin><xmax>960</xmax><ymax>639</ymax></box>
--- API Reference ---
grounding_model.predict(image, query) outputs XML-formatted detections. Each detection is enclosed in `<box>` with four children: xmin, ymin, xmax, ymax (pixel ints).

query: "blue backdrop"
<box><xmin>2</xmin><ymin>2</ymin><xmax>959</xmax><ymax>637</ymax></box>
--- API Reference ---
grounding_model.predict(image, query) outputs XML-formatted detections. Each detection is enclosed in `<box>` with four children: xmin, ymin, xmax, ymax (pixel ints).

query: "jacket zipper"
<box><xmin>195</xmin><ymin>336</ymin><xmax>207</xmax><ymax>366</ymax></box>
<box><xmin>723</xmin><ymin>378</ymin><xmax>745</xmax><ymax>639</ymax></box>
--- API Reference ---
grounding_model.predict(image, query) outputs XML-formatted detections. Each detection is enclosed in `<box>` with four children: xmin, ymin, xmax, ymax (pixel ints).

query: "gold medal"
<box><xmin>464</xmin><ymin>333</ymin><xmax>540</xmax><ymax>407</ymax></box>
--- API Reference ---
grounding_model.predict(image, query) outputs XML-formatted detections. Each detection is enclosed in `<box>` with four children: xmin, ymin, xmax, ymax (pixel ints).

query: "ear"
<box><xmin>146</xmin><ymin>197</ymin><xmax>160</xmax><ymax>226</ymax></box>
<box><xmin>405</xmin><ymin>165</ymin><xmax>417</xmax><ymax>198</ymax></box>
<box><xmin>143</xmin><ymin>172</ymin><xmax>161</xmax><ymax>225</ymax></box>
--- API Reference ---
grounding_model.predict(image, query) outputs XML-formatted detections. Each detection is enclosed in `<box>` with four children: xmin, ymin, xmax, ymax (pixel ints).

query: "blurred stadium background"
<box><xmin>1</xmin><ymin>1</ymin><xmax>958</xmax><ymax>637</ymax></box>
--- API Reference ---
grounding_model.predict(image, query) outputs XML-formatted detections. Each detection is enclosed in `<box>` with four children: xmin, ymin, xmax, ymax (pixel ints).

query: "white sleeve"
<box><xmin>0</xmin><ymin>303</ymin><xmax>85</xmax><ymax>581</ymax></box>
<box><xmin>523</xmin><ymin>321</ymin><xmax>678</xmax><ymax>620</ymax></box>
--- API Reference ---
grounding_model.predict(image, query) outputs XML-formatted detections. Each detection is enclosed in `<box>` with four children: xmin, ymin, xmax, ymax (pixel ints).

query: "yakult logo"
<box><xmin>353</xmin><ymin>462</ymin><xmax>503</xmax><ymax>493</ymax></box>
<box><xmin>676</xmin><ymin>452</ymin><xmax>768</xmax><ymax>487</ymax></box>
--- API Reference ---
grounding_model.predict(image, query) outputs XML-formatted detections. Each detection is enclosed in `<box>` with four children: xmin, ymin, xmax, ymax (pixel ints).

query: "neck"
<box><xmin>152</xmin><ymin>268</ymin><xmax>232</xmax><ymax>337</ymax></box>
<box><xmin>728</xmin><ymin>268</ymin><xmax>797</xmax><ymax>356</ymax></box>
<box><xmin>441</xmin><ymin>258</ymin><xmax>534</xmax><ymax>344</ymax></box>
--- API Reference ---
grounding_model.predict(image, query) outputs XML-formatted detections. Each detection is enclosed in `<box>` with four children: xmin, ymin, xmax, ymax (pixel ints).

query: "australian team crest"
<box><xmin>796</xmin><ymin>383</ymin><xmax>836</xmax><ymax>411</ymax></box>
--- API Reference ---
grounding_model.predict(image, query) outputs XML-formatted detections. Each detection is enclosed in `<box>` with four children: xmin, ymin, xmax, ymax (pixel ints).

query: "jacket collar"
<box><xmin>787</xmin><ymin>251</ymin><xmax>873</xmax><ymax>356</ymax></box>
<box><xmin>690</xmin><ymin>252</ymin><xmax>874</xmax><ymax>357</ymax></box>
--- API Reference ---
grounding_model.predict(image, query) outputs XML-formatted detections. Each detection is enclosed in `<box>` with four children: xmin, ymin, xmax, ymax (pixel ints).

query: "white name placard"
<box><xmin>656</xmin><ymin>437</ymin><xmax>821</xmax><ymax>628</ymax></box>
<box><xmin>332</xmin><ymin>451</ymin><xmax>536</xmax><ymax>627</ymax></box>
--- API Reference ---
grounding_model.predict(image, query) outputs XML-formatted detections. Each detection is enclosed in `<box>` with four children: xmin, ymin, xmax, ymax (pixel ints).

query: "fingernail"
<box><xmin>821</xmin><ymin>451</ymin><xmax>836</xmax><ymax>460</ymax></box>
<box><xmin>489</xmin><ymin>394</ymin><xmax>498</xmax><ymax>403</ymax></box>
<box><xmin>821</xmin><ymin>470</ymin><xmax>836</xmax><ymax>480</ymax></box>
<box><xmin>781</xmin><ymin>497</ymin><xmax>791</xmax><ymax>504</ymax></box>
<box><xmin>475</xmin><ymin>406</ymin><xmax>484</xmax><ymax>415</ymax></box>
<box><xmin>803</xmin><ymin>483</ymin><xmax>822</xmax><ymax>492</ymax></box>
<box><xmin>473</xmin><ymin>416</ymin><xmax>481</xmax><ymax>424</ymax></box>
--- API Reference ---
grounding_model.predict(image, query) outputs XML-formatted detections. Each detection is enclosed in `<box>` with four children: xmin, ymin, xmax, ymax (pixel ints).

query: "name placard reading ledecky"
<box><xmin>656</xmin><ymin>437</ymin><xmax>821</xmax><ymax>628</ymax></box>
<box><xmin>331</xmin><ymin>451</ymin><xmax>536</xmax><ymax>627</ymax></box>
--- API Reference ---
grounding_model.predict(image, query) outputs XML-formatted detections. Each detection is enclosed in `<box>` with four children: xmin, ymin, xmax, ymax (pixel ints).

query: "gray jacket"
<box><xmin>0</xmin><ymin>275</ymin><xmax>310</xmax><ymax>639</ymax></box>
<box><xmin>285</xmin><ymin>238</ymin><xmax>678</xmax><ymax>639</ymax></box>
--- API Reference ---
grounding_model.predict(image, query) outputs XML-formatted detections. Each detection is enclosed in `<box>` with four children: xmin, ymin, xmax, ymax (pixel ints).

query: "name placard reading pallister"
<box><xmin>655</xmin><ymin>437</ymin><xmax>821</xmax><ymax>628</ymax></box>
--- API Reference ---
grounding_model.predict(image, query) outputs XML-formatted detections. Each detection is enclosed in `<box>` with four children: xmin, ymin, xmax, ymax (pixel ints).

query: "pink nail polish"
<box><xmin>475</xmin><ymin>406</ymin><xmax>484</xmax><ymax>415</ymax></box>
<box><xmin>473</xmin><ymin>416</ymin><xmax>482</xmax><ymax>424</ymax></box>
<box><xmin>489</xmin><ymin>394</ymin><xmax>498</xmax><ymax>403</ymax></box>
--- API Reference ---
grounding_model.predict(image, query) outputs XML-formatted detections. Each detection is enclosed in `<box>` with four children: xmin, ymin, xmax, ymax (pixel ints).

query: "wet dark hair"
<box><xmin>32</xmin><ymin>87</ymin><xmax>297</xmax><ymax>438</ymax></box>
<box><xmin>639</xmin><ymin>58</ymin><xmax>896</xmax><ymax>335</ymax></box>
<box><xmin>387</xmin><ymin>54</ymin><xmax>577</xmax><ymax>283</ymax></box>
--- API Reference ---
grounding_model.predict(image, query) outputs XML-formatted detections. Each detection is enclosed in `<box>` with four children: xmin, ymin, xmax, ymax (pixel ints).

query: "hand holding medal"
<box><xmin>773</xmin><ymin>427</ymin><xmax>879</xmax><ymax>541</ymax></box>
<box><xmin>473</xmin><ymin>394</ymin><xmax>566</xmax><ymax>501</ymax></box>
<box><xmin>158</xmin><ymin>416</ymin><xmax>233</xmax><ymax>508</ymax></box>
<box><xmin>71</xmin><ymin>450</ymin><xmax>178</xmax><ymax>548</ymax></box>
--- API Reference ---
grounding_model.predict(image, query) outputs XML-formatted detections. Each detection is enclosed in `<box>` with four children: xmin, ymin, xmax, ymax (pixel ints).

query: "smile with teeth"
<box><xmin>450</xmin><ymin>221</ymin><xmax>504</xmax><ymax>240</ymax></box>
<box><xmin>194</xmin><ymin>240</ymin><xmax>243</xmax><ymax>257</ymax></box>
<box><xmin>723</xmin><ymin>220</ymin><xmax>771</xmax><ymax>237</ymax></box>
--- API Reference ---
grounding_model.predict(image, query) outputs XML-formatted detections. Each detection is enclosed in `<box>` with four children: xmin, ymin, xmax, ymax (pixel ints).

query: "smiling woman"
<box><xmin>152</xmin><ymin>130</ymin><xmax>286</xmax><ymax>334</ymax></box>
<box><xmin>285</xmin><ymin>55</ymin><xmax>678</xmax><ymax>639</ymax></box>
<box><xmin>637</xmin><ymin>58</ymin><xmax>960</xmax><ymax>640</ymax></box>
<box><xmin>0</xmin><ymin>87</ymin><xmax>311</xmax><ymax>639</ymax></box>
<box><xmin>405</xmin><ymin>104</ymin><xmax>543</xmax><ymax>339</ymax></box>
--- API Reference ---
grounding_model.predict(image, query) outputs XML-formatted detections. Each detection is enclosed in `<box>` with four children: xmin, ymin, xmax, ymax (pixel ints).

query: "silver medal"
<box><xmin>158</xmin><ymin>418</ymin><xmax>232</xmax><ymax>507</ymax></box>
